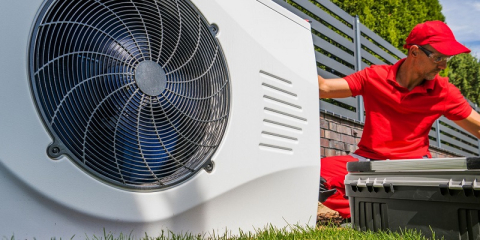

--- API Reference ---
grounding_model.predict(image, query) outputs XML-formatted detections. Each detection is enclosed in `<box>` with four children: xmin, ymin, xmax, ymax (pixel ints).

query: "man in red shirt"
<box><xmin>318</xmin><ymin>20</ymin><xmax>480</xmax><ymax>219</ymax></box>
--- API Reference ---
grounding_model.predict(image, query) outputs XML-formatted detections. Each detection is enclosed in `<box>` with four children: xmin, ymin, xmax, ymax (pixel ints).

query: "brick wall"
<box><xmin>320</xmin><ymin>112</ymin><xmax>460</xmax><ymax>159</ymax></box>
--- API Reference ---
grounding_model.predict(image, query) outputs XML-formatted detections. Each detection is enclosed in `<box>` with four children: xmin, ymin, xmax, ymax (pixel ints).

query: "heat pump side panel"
<box><xmin>191</xmin><ymin>0</ymin><xmax>320</xmax><ymax>232</ymax></box>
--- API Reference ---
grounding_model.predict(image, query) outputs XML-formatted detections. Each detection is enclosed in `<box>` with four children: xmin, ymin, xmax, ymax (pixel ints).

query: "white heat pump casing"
<box><xmin>0</xmin><ymin>0</ymin><xmax>320</xmax><ymax>238</ymax></box>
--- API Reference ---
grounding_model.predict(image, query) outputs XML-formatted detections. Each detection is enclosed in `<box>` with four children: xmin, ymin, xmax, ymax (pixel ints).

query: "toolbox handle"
<box><xmin>346</xmin><ymin>161</ymin><xmax>372</xmax><ymax>172</ymax></box>
<box><xmin>466</xmin><ymin>157</ymin><xmax>480</xmax><ymax>170</ymax></box>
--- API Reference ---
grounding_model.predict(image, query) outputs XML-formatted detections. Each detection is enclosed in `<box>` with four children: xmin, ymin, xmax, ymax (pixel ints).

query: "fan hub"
<box><xmin>135</xmin><ymin>60</ymin><xmax>167</xmax><ymax>96</ymax></box>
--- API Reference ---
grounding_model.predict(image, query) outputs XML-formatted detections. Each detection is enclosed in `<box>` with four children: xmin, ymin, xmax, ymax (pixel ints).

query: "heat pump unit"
<box><xmin>0</xmin><ymin>0</ymin><xmax>319</xmax><ymax>238</ymax></box>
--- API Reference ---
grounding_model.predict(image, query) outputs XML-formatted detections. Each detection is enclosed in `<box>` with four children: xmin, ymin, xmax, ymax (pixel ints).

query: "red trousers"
<box><xmin>320</xmin><ymin>155</ymin><xmax>359</xmax><ymax>219</ymax></box>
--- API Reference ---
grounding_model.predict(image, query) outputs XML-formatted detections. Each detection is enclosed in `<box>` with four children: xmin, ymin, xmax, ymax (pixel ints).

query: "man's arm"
<box><xmin>318</xmin><ymin>75</ymin><xmax>353</xmax><ymax>99</ymax></box>
<box><xmin>453</xmin><ymin>109</ymin><xmax>480</xmax><ymax>139</ymax></box>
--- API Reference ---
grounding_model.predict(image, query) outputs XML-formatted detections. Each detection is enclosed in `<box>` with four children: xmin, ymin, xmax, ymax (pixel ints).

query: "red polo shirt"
<box><xmin>344</xmin><ymin>58</ymin><xmax>472</xmax><ymax>160</ymax></box>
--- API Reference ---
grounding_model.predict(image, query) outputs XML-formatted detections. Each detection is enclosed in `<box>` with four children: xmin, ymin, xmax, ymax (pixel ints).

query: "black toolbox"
<box><xmin>345</xmin><ymin>157</ymin><xmax>480</xmax><ymax>240</ymax></box>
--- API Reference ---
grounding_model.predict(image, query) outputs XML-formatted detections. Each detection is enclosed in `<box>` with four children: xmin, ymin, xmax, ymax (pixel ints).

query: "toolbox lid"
<box><xmin>347</xmin><ymin>157</ymin><xmax>480</xmax><ymax>173</ymax></box>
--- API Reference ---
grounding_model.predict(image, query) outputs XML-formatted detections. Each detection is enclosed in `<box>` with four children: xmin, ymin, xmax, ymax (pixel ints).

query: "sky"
<box><xmin>439</xmin><ymin>0</ymin><xmax>480</xmax><ymax>57</ymax></box>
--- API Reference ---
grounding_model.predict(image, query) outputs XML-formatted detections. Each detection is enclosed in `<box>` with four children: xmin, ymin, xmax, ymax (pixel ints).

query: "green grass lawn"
<box><xmin>69</xmin><ymin>224</ymin><xmax>440</xmax><ymax>240</ymax></box>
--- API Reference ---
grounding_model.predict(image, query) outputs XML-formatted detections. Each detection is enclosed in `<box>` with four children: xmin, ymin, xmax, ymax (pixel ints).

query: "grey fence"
<box><xmin>274</xmin><ymin>0</ymin><xmax>480</xmax><ymax>157</ymax></box>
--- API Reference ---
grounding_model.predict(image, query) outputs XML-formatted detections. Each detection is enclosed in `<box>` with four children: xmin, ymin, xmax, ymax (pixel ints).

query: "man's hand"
<box><xmin>319</xmin><ymin>176</ymin><xmax>337</xmax><ymax>202</ymax></box>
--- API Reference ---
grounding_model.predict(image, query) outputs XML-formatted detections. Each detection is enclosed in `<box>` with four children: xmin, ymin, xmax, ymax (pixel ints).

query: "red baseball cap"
<box><xmin>403</xmin><ymin>20</ymin><xmax>470</xmax><ymax>56</ymax></box>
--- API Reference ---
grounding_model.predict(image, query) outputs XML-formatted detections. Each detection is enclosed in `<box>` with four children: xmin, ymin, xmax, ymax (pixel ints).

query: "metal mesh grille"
<box><xmin>29</xmin><ymin>0</ymin><xmax>230</xmax><ymax>189</ymax></box>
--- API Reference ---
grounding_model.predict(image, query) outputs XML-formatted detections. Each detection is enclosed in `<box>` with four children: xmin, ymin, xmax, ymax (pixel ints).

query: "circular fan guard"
<box><xmin>29</xmin><ymin>0</ymin><xmax>230</xmax><ymax>190</ymax></box>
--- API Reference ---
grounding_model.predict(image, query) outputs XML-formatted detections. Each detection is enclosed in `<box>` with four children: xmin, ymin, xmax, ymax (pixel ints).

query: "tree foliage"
<box><xmin>329</xmin><ymin>0</ymin><xmax>445</xmax><ymax>53</ymax></box>
<box><xmin>447</xmin><ymin>54</ymin><xmax>480</xmax><ymax>105</ymax></box>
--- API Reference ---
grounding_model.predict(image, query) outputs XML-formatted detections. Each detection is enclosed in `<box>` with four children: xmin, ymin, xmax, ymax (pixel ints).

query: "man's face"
<box><xmin>416</xmin><ymin>45</ymin><xmax>451</xmax><ymax>80</ymax></box>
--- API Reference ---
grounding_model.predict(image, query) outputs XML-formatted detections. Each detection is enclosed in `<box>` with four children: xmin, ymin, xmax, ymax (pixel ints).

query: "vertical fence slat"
<box><xmin>435</xmin><ymin>120</ymin><xmax>442</xmax><ymax>149</ymax></box>
<box><xmin>353</xmin><ymin>16</ymin><xmax>364</xmax><ymax>123</ymax></box>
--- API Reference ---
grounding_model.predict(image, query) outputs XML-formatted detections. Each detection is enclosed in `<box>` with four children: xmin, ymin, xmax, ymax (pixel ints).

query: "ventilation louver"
<box><xmin>29</xmin><ymin>0</ymin><xmax>230</xmax><ymax>190</ymax></box>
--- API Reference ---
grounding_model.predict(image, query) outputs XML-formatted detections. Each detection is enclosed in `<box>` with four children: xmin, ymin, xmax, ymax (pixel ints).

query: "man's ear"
<box><xmin>409</xmin><ymin>45</ymin><xmax>418</xmax><ymax>56</ymax></box>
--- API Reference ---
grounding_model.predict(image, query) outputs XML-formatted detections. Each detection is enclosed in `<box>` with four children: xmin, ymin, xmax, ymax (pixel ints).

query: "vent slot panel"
<box><xmin>261</xmin><ymin>131</ymin><xmax>298</xmax><ymax>143</ymax></box>
<box><xmin>259</xmin><ymin>143</ymin><xmax>293</xmax><ymax>152</ymax></box>
<box><xmin>263</xmin><ymin>119</ymin><xmax>302</xmax><ymax>132</ymax></box>
<box><xmin>259</xmin><ymin>70</ymin><xmax>305</xmax><ymax>154</ymax></box>
<box><xmin>263</xmin><ymin>95</ymin><xmax>302</xmax><ymax>110</ymax></box>
<box><xmin>260</xmin><ymin>70</ymin><xmax>292</xmax><ymax>84</ymax></box>
<box><xmin>262</xmin><ymin>83</ymin><xmax>297</xmax><ymax>97</ymax></box>
<box><xmin>264</xmin><ymin>107</ymin><xmax>307</xmax><ymax>122</ymax></box>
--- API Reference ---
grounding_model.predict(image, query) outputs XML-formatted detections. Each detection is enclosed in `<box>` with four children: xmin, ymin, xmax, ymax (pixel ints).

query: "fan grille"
<box><xmin>29</xmin><ymin>0</ymin><xmax>230</xmax><ymax>189</ymax></box>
